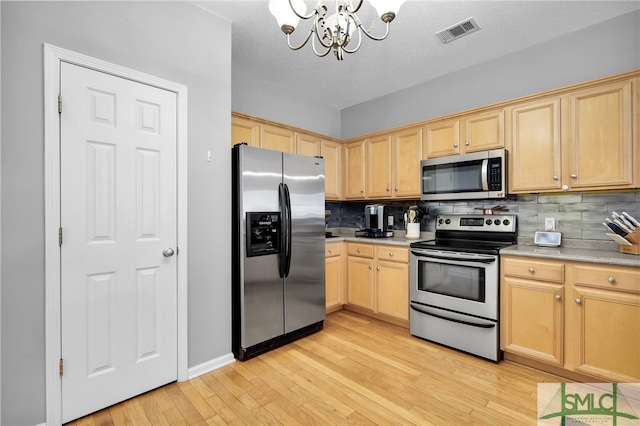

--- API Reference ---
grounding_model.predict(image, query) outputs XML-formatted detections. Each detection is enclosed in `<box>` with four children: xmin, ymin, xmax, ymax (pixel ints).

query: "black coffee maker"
<box><xmin>358</xmin><ymin>204</ymin><xmax>394</xmax><ymax>238</ymax></box>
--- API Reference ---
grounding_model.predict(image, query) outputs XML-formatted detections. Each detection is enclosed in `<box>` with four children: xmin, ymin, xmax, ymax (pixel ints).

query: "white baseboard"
<box><xmin>185</xmin><ymin>352</ymin><xmax>235</xmax><ymax>381</ymax></box>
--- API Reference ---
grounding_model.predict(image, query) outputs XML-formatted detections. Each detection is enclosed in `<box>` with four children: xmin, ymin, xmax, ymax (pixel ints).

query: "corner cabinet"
<box><xmin>508</xmin><ymin>78</ymin><xmax>638</xmax><ymax>193</ymax></box>
<box><xmin>501</xmin><ymin>255</ymin><xmax>640</xmax><ymax>382</ymax></box>
<box><xmin>321</xmin><ymin>140</ymin><xmax>343</xmax><ymax>200</ymax></box>
<box><xmin>346</xmin><ymin>243</ymin><xmax>409</xmax><ymax>327</ymax></box>
<box><xmin>344</xmin><ymin>140</ymin><xmax>366</xmax><ymax>199</ymax></box>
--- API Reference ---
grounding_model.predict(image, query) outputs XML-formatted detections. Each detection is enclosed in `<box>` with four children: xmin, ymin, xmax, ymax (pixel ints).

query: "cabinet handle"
<box><xmin>453</xmin><ymin>143</ymin><xmax>458</xmax><ymax>148</ymax></box>
<box><xmin>386</xmin><ymin>187</ymin><xmax>390</xmax><ymax>192</ymax></box>
<box><xmin>368</xmin><ymin>265</ymin><xmax>372</xmax><ymax>270</ymax></box>
<box><xmin>553</xmin><ymin>175</ymin><xmax>559</xmax><ymax>181</ymax></box>
<box><xmin>575</xmin><ymin>298</ymin><xmax>582</xmax><ymax>304</ymax></box>
<box><xmin>389</xmin><ymin>252</ymin><xmax>394</xmax><ymax>257</ymax></box>
<box><xmin>570</xmin><ymin>173</ymin><xmax>578</xmax><ymax>179</ymax></box>
<box><xmin>528</xmin><ymin>267</ymin><xmax>535</xmax><ymax>273</ymax></box>
<box><xmin>376</xmin><ymin>266</ymin><xmax>380</xmax><ymax>271</ymax></box>
<box><xmin>328</xmin><ymin>249</ymin><xmax>332</xmax><ymax>253</ymax></box>
<box><xmin>562</xmin><ymin>184</ymin><xmax>569</xmax><ymax>191</ymax></box>
<box><xmin>360</xmin><ymin>190</ymin><xmax>364</xmax><ymax>193</ymax></box>
<box><xmin>357</xmin><ymin>248</ymin><xmax>361</xmax><ymax>253</ymax></box>
<box><xmin>555</xmin><ymin>294</ymin><xmax>561</xmax><ymax>301</ymax></box>
<box><xmin>465</xmin><ymin>141</ymin><xmax>470</xmax><ymax>146</ymax></box>
<box><xmin>608</xmin><ymin>276</ymin><xmax>615</xmax><ymax>283</ymax></box>
<box><xmin>395</xmin><ymin>187</ymin><xmax>398</xmax><ymax>191</ymax></box>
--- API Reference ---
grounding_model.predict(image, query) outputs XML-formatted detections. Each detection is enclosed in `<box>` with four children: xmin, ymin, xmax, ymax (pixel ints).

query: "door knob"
<box><xmin>163</xmin><ymin>248</ymin><xmax>175</xmax><ymax>257</ymax></box>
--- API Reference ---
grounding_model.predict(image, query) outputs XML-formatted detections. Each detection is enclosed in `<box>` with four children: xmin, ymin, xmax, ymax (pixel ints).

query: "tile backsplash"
<box><xmin>326</xmin><ymin>190</ymin><xmax>640</xmax><ymax>241</ymax></box>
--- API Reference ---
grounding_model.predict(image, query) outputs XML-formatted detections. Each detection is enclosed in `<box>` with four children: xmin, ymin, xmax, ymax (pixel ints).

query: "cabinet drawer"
<box><xmin>325</xmin><ymin>242</ymin><xmax>343</xmax><ymax>258</ymax></box>
<box><xmin>502</xmin><ymin>257</ymin><xmax>564</xmax><ymax>283</ymax></box>
<box><xmin>375</xmin><ymin>246</ymin><xmax>409</xmax><ymax>263</ymax></box>
<box><xmin>572</xmin><ymin>263</ymin><xmax>640</xmax><ymax>294</ymax></box>
<box><xmin>347</xmin><ymin>243</ymin><xmax>374</xmax><ymax>258</ymax></box>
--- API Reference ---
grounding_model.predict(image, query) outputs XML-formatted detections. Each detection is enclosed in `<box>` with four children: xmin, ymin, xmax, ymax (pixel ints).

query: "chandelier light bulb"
<box><xmin>368</xmin><ymin>0</ymin><xmax>406</xmax><ymax>22</ymax></box>
<box><xmin>268</xmin><ymin>0</ymin><xmax>307</xmax><ymax>33</ymax></box>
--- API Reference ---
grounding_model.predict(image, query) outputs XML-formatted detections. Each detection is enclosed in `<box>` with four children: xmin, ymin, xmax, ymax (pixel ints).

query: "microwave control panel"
<box><xmin>488</xmin><ymin>157</ymin><xmax>502</xmax><ymax>190</ymax></box>
<box><xmin>246</xmin><ymin>212</ymin><xmax>280</xmax><ymax>257</ymax></box>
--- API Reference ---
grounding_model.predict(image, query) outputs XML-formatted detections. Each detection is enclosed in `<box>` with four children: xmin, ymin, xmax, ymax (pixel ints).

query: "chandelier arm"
<box><xmin>358</xmin><ymin>21</ymin><xmax>391</xmax><ymax>41</ymax></box>
<box><xmin>311</xmin><ymin>34</ymin><xmax>333</xmax><ymax>57</ymax></box>
<box><xmin>288</xmin><ymin>0</ymin><xmax>318</xmax><ymax>20</ymax></box>
<box><xmin>346</xmin><ymin>0</ymin><xmax>365</xmax><ymax>14</ymax></box>
<box><xmin>340</xmin><ymin>26</ymin><xmax>363</xmax><ymax>54</ymax></box>
<box><xmin>286</xmin><ymin>30</ymin><xmax>315</xmax><ymax>51</ymax></box>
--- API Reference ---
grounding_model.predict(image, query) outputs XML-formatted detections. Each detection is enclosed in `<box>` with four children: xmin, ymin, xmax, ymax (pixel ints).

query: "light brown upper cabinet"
<box><xmin>344</xmin><ymin>140</ymin><xmax>366</xmax><ymax>199</ymax></box>
<box><xmin>231</xmin><ymin>115</ymin><xmax>260</xmax><ymax>147</ymax></box>
<box><xmin>392</xmin><ymin>127</ymin><xmax>423</xmax><ymax>198</ymax></box>
<box><xmin>507</xmin><ymin>97</ymin><xmax>562</xmax><ymax>193</ymax></box>
<box><xmin>508</xmin><ymin>78</ymin><xmax>636</xmax><ymax>193</ymax></box>
<box><xmin>296</xmin><ymin>132</ymin><xmax>321</xmax><ymax>157</ymax></box>
<box><xmin>563</xmin><ymin>79</ymin><xmax>635</xmax><ymax>191</ymax></box>
<box><xmin>261</xmin><ymin>124</ymin><xmax>295</xmax><ymax>153</ymax></box>
<box><xmin>365</xmin><ymin>134</ymin><xmax>393</xmax><ymax>198</ymax></box>
<box><xmin>321</xmin><ymin>140</ymin><xmax>343</xmax><ymax>200</ymax></box>
<box><xmin>423</xmin><ymin>109</ymin><xmax>504</xmax><ymax>158</ymax></box>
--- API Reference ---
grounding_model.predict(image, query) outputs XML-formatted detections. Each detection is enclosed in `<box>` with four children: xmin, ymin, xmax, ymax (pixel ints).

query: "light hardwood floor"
<box><xmin>67</xmin><ymin>310</ymin><xmax>567</xmax><ymax>425</ymax></box>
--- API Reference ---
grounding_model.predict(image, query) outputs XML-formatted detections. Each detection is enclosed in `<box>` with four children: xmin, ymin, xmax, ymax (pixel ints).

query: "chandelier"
<box><xmin>268</xmin><ymin>0</ymin><xmax>406</xmax><ymax>60</ymax></box>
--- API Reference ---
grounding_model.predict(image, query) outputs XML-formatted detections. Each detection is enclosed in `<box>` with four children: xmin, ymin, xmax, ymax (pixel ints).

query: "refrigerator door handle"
<box><xmin>283</xmin><ymin>183</ymin><xmax>292</xmax><ymax>277</ymax></box>
<box><xmin>278</xmin><ymin>183</ymin><xmax>288</xmax><ymax>278</ymax></box>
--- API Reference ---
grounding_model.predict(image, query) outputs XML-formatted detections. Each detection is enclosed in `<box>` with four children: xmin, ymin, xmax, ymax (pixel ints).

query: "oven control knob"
<box><xmin>445</xmin><ymin>219</ymin><xmax>451</xmax><ymax>225</ymax></box>
<box><xmin>438</xmin><ymin>218</ymin><xmax>444</xmax><ymax>225</ymax></box>
<box><xmin>494</xmin><ymin>219</ymin><xmax>501</xmax><ymax>225</ymax></box>
<box><xmin>486</xmin><ymin>219</ymin><xmax>492</xmax><ymax>225</ymax></box>
<box><xmin>503</xmin><ymin>219</ymin><xmax>510</xmax><ymax>226</ymax></box>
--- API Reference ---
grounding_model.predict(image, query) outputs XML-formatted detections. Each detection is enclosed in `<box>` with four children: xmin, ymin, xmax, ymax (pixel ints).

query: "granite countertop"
<box><xmin>501</xmin><ymin>244</ymin><xmax>640</xmax><ymax>267</ymax></box>
<box><xmin>327</xmin><ymin>228</ymin><xmax>639</xmax><ymax>267</ymax></box>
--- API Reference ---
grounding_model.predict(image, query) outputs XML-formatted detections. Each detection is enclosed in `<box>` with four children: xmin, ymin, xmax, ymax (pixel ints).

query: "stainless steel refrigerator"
<box><xmin>232</xmin><ymin>144</ymin><xmax>326</xmax><ymax>361</ymax></box>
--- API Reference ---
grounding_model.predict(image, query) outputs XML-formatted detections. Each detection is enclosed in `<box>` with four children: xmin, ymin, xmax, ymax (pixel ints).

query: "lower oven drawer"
<box><xmin>410</xmin><ymin>302</ymin><xmax>499</xmax><ymax>362</ymax></box>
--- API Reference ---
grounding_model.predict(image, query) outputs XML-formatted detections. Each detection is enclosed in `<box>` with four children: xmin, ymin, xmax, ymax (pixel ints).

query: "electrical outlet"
<box><xmin>388</xmin><ymin>215</ymin><xmax>394</xmax><ymax>227</ymax></box>
<box><xmin>544</xmin><ymin>217</ymin><xmax>556</xmax><ymax>231</ymax></box>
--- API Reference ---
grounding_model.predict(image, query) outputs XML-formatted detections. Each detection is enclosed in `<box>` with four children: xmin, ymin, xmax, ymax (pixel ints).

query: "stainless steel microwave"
<box><xmin>420</xmin><ymin>149</ymin><xmax>507</xmax><ymax>201</ymax></box>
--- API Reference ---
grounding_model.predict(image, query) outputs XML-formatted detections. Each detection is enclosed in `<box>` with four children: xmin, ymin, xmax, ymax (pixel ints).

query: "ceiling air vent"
<box><xmin>435</xmin><ymin>18</ymin><xmax>480</xmax><ymax>44</ymax></box>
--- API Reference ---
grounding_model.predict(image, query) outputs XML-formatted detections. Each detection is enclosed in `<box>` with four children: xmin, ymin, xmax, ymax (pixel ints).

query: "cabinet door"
<box><xmin>460</xmin><ymin>109</ymin><xmax>504</xmax><ymax>153</ymax></box>
<box><xmin>232</xmin><ymin>116</ymin><xmax>260</xmax><ymax>147</ymax></box>
<box><xmin>366</xmin><ymin>134</ymin><xmax>392</xmax><ymax>198</ymax></box>
<box><xmin>392</xmin><ymin>127</ymin><xmax>422</xmax><ymax>198</ymax></box>
<box><xmin>423</xmin><ymin>119</ymin><xmax>460</xmax><ymax>158</ymax></box>
<box><xmin>564</xmin><ymin>79</ymin><xmax>634</xmax><ymax>190</ymax></box>
<box><xmin>344</xmin><ymin>140</ymin><xmax>366</xmax><ymax>199</ymax></box>
<box><xmin>347</xmin><ymin>256</ymin><xmax>374</xmax><ymax>310</ymax></box>
<box><xmin>508</xmin><ymin>98</ymin><xmax>562</xmax><ymax>193</ymax></box>
<box><xmin>501</xmin><ymin>277</ymin><xmax>564</xmax><ymax>365</ymax></box>
<box><xmin>321</xmin><ymin>140</ymin><xmax>342</xmax><ymax>200</ymax></box>
<box><xmin>261</xmin><ymin>124</ymin><xmax>295</xmax><ymax>153</ymax></box>
<box><xmin>375</xmin><ymin>259</ymin><xmax>409</xmax><ymax>321</ymax></box>
<box><xmin>572</xmin><ymin>287</ymin><xmax>640</xmax><ymax>382</ymax></box>
<box><xmin>296</xmin><ymin>133</ymin><xmax>321</xmax><ymax>157</ymax></box>
<box><xmin>325</xmin><ymin>253</ymin><xmax>344</xmax><ymax>313</ymax></box>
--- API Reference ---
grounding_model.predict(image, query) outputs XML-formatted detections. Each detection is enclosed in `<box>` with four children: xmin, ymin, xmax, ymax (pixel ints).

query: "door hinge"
<box><xmin>59</xmin><ymin>358</ymin><xmax>64</xmax><ymax>376</ymax></box>
<box><xmin>59</xmin><ymin>227</ymin><xmax>63</xmax><ymax>246</ymax></box>
<box><xmin>58</xmin><ymin>95</ymin><xmax>62</xmax><ymax>113</ymax></box>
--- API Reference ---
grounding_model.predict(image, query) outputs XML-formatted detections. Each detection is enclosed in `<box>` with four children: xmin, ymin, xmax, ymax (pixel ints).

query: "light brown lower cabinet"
<box><xmin>325</xmin><ymin>242</ymin><xmax>345</xmax><ymax>313</ymax></box>
<box><xmin>346</xmin><ymin>243</ymin><xmax>409</xmax><ymax>327</ymax></box>
<box><xmin>501</xmin><ymin>255</ymin><xmax>640</xmax><ymax>382</ymax></box>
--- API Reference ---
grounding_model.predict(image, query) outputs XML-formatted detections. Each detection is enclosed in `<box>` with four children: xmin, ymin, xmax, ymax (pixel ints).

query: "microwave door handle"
<box><xmin>410</xmin><ymin>303</ymin><xmax>496</xmax><ymax>329</ymax></box>
<box><xmin>481</xmin><ymin>159</ymin><xmax>489</xmax><ymax>190</ymax></box>
<box><xmin>410</xmin><ymin>250</ymin><xmax>496</xmax><ymax>264</ymax></box>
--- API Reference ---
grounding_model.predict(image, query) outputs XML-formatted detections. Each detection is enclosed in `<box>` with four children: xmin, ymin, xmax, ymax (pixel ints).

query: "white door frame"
<box><xmin>43</xmin><ymin>44</ymin><xmax>188</xmax><ymax>425</ymax></box>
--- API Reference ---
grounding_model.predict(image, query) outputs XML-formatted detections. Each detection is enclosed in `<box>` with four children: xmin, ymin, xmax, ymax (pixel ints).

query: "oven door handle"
<box><xmin>410</xmin><ymin>250</ymin><xmax>496</xmax><ymax>264</ymax></box>
<box><xmin>410</xmin><ymin>303</ymin><xmax>496</xmax><ymax>329</ymax></box>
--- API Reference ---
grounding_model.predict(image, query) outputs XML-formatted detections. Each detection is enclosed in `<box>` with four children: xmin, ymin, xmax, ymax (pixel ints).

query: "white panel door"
<box><xmin>60</xmin><ymin>62</ymin><xmax>178</xmax><ymax>423</ymax></box>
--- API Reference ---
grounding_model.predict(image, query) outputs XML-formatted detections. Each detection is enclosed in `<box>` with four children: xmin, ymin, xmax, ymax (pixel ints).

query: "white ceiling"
<box><xmin>194</xmin><ymin>0</ymin><xmax>640</xmax><ymax>110</ymax></box>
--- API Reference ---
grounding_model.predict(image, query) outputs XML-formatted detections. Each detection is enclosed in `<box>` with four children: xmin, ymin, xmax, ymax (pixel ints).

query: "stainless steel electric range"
<box><xmin>409</xmin><ymin>213</ymin><xmax>517</xmax><ymax>361</ymax></box>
